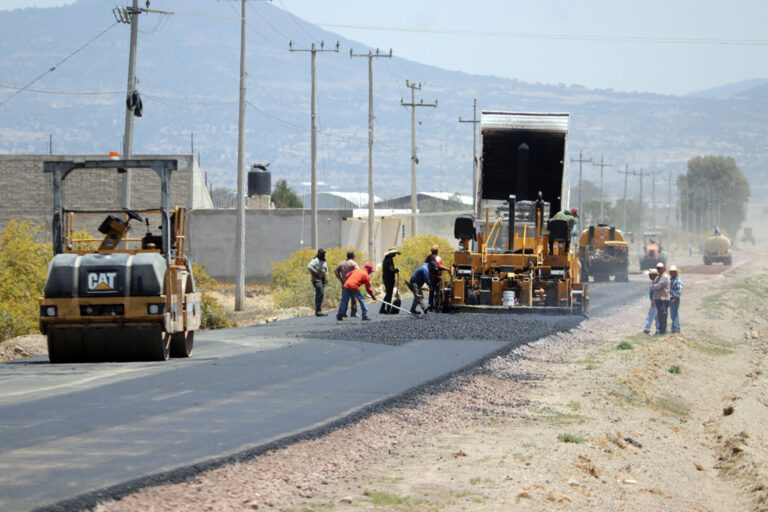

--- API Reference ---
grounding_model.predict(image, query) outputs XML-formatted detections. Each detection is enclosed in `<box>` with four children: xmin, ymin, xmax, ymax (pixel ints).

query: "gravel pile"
<box><xmin>300</xmin><ymin>313</ymin><xmax>583</xmax><ymax>346</ymax></box>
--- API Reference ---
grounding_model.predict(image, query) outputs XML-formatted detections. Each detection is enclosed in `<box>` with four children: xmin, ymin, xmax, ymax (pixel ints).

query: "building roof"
<box><xmin>299</xmin><ymin>191</ymin><xmax>382</xmax><ymax>209</ymax></box>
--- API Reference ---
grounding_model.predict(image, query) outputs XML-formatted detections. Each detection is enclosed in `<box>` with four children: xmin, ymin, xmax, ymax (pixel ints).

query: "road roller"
<box><xmin>39</xmin><ymin>158</ymin><xmax>200</xmax><ymax>363</ymax></box>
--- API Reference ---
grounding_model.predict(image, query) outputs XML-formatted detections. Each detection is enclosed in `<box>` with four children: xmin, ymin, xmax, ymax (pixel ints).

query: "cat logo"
<box><xmin>88</xmin><ymin>272</ymin><xmax>118</xmax><ymax>292</ymax></box>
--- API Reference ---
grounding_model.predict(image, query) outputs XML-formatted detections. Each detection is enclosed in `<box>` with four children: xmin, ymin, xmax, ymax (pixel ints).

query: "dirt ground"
<box><xmin>94</xmin><ymin>246</ymin><xmax>768</xmax><ymax>512</ymax></box>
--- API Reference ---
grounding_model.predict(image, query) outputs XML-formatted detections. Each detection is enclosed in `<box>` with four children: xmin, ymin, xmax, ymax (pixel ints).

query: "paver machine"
<box><xmin>638</xmin><ymin>231</ymin><xmax>667</xmax><ymax>271</ymax></box>
<box><xmin>39</xmin><ymin>158</ymin><xmax>201</xmax><ymax>363</ymax></box>
<box><xmin>442</xmin><ymin>111</ymin><xmax>588</xmax><ymax>316</ymax></box>
<box><xmin>577</xmin><ymin>224</ymin><xmax>629</xmax><ymax>282</ymax></box>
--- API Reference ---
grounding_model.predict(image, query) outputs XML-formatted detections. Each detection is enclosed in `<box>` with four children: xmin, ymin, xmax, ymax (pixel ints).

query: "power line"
<box><xmin>247</xmin><ymin>0</ymin><xmax>292</xmax><ymax>42</ymax></box>
<box><xmin>0</xmin><ymin>82</ymin><xmax>121</xmax><ymax>96</ymax></box>
<box><xmin>275</xmin><ymin>0</ymin><xmax>319</xmax><ymax>43</ymax></box>
<box><xmin>0</xmin><ymin>21</ymin><xmax>119</xmax><ymax>108</ymax></box>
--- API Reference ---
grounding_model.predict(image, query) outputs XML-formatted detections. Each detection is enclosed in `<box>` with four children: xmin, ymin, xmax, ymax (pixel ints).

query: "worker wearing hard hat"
<box><xmin>337</xmin><ymin>263</ymin><xmax>376</xmax><ymax>321</ymax></box>
<box><xmin>551</xmin><ymin>207</ymin><xmax>578</xmax><ymax>233</ymax></box>
<box><xmin>669</xmin><ymin>265</ymin><xmax>683</xmax><ymax>333</ymax></box>
<box><xmin>651</xmin><ymin>262</ymin><xmax>671</xmax><ymax>334</ymax></box>
<box><xmin>643</xmin><ymin>268</ymin><xmax>659</xmax><ymax>334</ymax></box>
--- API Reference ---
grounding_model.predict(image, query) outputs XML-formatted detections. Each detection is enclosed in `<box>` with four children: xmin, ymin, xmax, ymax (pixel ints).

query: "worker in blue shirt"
<box><xmin>408</xmin><ymin>263</ymin><xmax>430</xmax><ymax>314</ymax></box>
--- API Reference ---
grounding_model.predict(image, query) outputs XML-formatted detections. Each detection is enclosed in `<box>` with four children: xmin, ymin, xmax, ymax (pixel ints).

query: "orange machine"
<box><xmin>441</xmin><ymin>111</ymin><xmax>588</xmax><ymax>315</ymax></box>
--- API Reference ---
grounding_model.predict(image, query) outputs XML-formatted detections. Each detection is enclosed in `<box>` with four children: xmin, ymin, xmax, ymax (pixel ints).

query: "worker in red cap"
<box><xmin>337</xmin><ymin>263</ymin><xmax>376</xmax><ymax>321</ymax></box>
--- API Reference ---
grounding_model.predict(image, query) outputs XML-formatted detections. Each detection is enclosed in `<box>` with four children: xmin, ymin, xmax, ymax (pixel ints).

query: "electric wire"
<box><xmin>222</xmin><ymin>0</ymin><xmax>284</xmax><ymax>49</ymax></box>
<box><xmin>275</xmin><ymin>0</ymin><xmax>319</xmax><ymax>44</ymax></box>
<box><xmin>247</xmin><ymin>0</ymin><xmax>292</xmax><ymax>43</ymax></box>
<box><xmin>0</xmin><ymin>82</ymin><xmax>122</xmax><ymax>96</ymax></box>
<box><xmin>0</xmin><ymin>21</ymin><xmax>119</xmax><ymax>108</ymax></box>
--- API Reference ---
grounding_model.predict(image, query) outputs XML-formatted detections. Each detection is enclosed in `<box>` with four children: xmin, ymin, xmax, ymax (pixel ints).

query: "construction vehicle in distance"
<box><xmin>577</xmin><ymin>224</ymin><xmax>629</xmax><ymax>282</ymax></box>
<box><xmin>704</xmin><ymin>231</ymin><xmax>732</xmax><ymax>265</ymax></box>
<box><xmin>638</xmin><ymin>231</ymin><xmax>667</xmax><ymax>271</ymax></box>
<box><xmin>741</xmin><ymin>227</ymin><xmax>755</xmax><ymax>246</ymax></box>
<box><xmin>442</xmin><ymin>111</ymin><xmax>588</xmax><ymax>316</ymax></box>
<box><xmin>39</xmin><ymin>159</ymin><xmax>201</xmax><ymax>363</ymax></box>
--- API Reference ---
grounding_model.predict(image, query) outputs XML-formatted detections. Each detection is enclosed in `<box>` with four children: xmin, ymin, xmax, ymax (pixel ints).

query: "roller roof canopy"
<box><xmin>481</xmin><ymin>112</ymin><xmax>569</xmax><ymax>133</ymax></box>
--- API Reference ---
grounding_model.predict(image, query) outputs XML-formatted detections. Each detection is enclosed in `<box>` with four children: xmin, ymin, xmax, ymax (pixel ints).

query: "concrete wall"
<box><xmin>187</xmin><ymin>208</ymin><xmax>351</xmax><ymax>283</ymax></box>
<box><xmin>0</xmin><ymin>154</ymin><xmax>211</xmax><ymax>236</ymax></box>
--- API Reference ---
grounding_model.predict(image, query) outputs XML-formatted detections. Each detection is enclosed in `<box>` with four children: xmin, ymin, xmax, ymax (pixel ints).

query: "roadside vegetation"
<box><xmin>0</xmin><ymin>220</ymin><xmax>51</xmax><ymax>341</ymax></box>
<box><xmin>191</xmin><ymin>262</ymin><xmax>233</xmax><ymax>329</ymax></box>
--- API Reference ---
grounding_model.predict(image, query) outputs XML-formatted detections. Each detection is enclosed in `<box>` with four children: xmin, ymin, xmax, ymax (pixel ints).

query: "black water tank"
<box><xmin>248</xmin><ymin>165</ymin><xmax>271</xmax><ymax>196</ymax></box>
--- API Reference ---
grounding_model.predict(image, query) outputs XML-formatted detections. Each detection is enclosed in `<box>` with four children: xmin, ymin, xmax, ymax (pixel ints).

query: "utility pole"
<box><xmin>667</xmin><ymin>170</ymin><xmax>672</xmax><ymax>234</ymax></box>
<box><xmin>49</xmin><ymin>134</ymin><xmax>53</xmax><ymax>155</ymax></box>
<box><xmin>401</xmin><ymin>80</ymin><xmax>437</xmax><ymax>237</ymax></box>
<box><xmin>459</xmin><ymin>98</ymin><xmax>479</xmax><ymax>217</ymax></box>
<box><xmin>234</xmin><ymin>0</ymin><xmax>247</xmax><ymax>311</ymax></box>
<box><xmin>117</xmin><ymin>0</ymin><xmax>141</xmax><ymax>209</ymax></box>
<box><xmin>651</xmin><ymin>173</ymin><xmax>657</xmax><ymax>230</ymax></box>
<box><xmin>350</xmin><ymin>47</ymin><xmax>392</xmax><ymax>265</ymax></box>
<box><xmin>593</xmin><ymin>155</ymin><xmax>613</xmax><ymax>224</ymax></box>
<box><xmin>190</xmin><ymin>132</ymin><xmax>194</xmax><ymax>156</ymax></box>
<box><xmin>571</xmin><ymin>151</ymin><xmax>592</xmax><ymax>235</ymax></box>
<box><xmin>290</xmin><ymin>40</ymin><xmax>340</xmax><ymax>250</ymax></box>
<box><xmin>617</xmin><ymin>164</ymin><xmax>631</xmax><ymax>233</ymax></box>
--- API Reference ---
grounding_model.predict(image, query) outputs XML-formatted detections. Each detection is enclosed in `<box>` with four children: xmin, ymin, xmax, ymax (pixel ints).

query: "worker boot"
<box><xmin>316</xmin><ymin>310</ymin><xmax>327</xmax><ymax>317</ymax></box>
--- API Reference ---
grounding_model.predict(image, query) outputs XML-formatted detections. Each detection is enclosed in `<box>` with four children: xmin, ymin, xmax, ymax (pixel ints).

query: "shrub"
<box><xmin>373</xmin><ymin>234</ymin><xmax>454</xmax><ymax>292</ymax></box>
<box><xmin>616</xmin><ymin>341</ymin><xmax>633</xmax><ymax>350</ymax></box>
<box><xmin>0</xmin><ymin>220</ymin><xmax>52</xmax><ymax>341</ymax></box>
<box><xmin>191</xmin><ymin>262</ymin><xmax>231</xmax><ymax>329</ymax></box>
<box><xmin>557</xmin><ymin>433</ymin><xmax>586</xmax><ymax>444</ymax></box>
<box><xmin>271</xmin><ymin>246</ymin><xmax>363</xmax><ymax>310</ymax></box>
<box><xmin>667</xmin><ymin>365</ymin><xmax>681</xmax><ymax>374</ymax></box>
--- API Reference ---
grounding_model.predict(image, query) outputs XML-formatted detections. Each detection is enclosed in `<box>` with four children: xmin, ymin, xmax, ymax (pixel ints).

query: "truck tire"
<box><xmin>724</xmin><ymin>257</ymin><xmax>732</xmax><ymax>266</ymax></box>
<box><xmin>703</xmin><ymin>256</ymin><xmax>711</xmax><ymax>265</ymax></box>
<box><xmin>170</xmin><ymin>331</ymin><xmax>194</xmax><ymax>358</ymax></box>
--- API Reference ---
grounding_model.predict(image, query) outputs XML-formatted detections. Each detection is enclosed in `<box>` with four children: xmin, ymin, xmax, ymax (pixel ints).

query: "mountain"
<box><xmin>1</xmin><ymin>0</ymin><xmax>767</xmax><ymax>202</ymax></box>
<box><xmin>688</xmin><ymin>79</ymin><xmax>768</xmax><ymax>99</ymax></box>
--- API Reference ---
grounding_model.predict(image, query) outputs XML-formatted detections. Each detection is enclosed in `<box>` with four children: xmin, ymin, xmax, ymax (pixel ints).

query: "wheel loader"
<box><xmin>577</xmin><ymin>224</ymin><xmax>629</xmax><ymax>282</ymax></box>
<box><xmin>442</xmin><ymin>111</ymin><xmax>588</xmax><ymax>316</ymax></box>
<box><xmin>39</xmin><ymin>158</ymin><xmax>201</xmax><ymax>363</ymax></box>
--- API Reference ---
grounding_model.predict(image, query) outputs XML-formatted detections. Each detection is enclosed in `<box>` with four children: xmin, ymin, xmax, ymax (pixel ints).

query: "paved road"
<box><xmin>0</xmin><ymin>280</ymin><xmax>642</xmax><ymax>511</ymax></box>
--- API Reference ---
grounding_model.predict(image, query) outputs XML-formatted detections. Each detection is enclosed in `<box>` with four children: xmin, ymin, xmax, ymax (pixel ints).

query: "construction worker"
<box><xmin>334</xmin><ymin>251</ymin><xmax>359</xmax><ymax>318</ymax></box>
<box><xmin>551</xmin><ymin>208</ymin><xmax>578</xmax><ymax>233</ymax></box>
<box><xmin>549</xmin><ymin>208</ymin><xmax>578</xmax><ymax>252</ymax></box>
<box><xmin>652</xmin><ymin>262</ymin><xmax>671</xmax><ymax>334</ymax></box>
<box><xmin>643</xmin><ymin>268</ymin><xmax>659</xmax><ymax>334</ymax></box>
<box><xmin>425</xmin><ymin>245</ymin><xmax>451</xmax><ymax>311</ymax></box>
<box><xmin>408</xmin><ymin>263</ymin><xmax>430</xmax><ymax>314</ymax></box>
<box><xmin>380</xmin><ymin>247</ymin><xmax>400</xmax><ymax>314</ymax></box>
<box><xmin>669</xmin><ymin>265</ymin><xmax>683</xmax><ymax>333</ymax></box>
<box><xmin>337</xmin><ymin>263</ymin><xmax>376</xmax><ymax>321</ymax></box>
<box><xmin>307</xmin><ymin>249</ymin><xmax>328</xmax><ymax>317</ymax></box>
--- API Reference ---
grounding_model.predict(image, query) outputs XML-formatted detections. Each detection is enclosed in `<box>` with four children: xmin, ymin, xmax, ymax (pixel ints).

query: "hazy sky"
<box><xmin>2</xmin><ymin>0</ymin><xmax>766</xmax><ymax>95</ymax></box>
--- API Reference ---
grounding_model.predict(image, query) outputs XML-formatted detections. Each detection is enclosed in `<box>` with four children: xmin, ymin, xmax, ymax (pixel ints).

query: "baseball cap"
<box><xmin>364</xmin><ymin>263</ymin><xmax>374</xmax><ymax>272</ymax></box>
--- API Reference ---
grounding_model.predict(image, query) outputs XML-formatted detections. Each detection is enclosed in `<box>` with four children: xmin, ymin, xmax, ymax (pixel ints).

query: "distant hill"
<box><xmin>1</xmin><ymin>0</ymin><xmax>767</xmax><ymax>202</ymax></box>
<box><xmin>688</xmin><ymin>79</ymin><xmax>768</xmax><ymax>99</ymax></box>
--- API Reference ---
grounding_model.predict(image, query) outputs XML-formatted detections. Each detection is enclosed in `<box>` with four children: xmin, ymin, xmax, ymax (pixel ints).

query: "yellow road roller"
<box><xmin>39</xmin><ymin>158</ymin><xmax>200</xmax><ymax>363</ymax></box>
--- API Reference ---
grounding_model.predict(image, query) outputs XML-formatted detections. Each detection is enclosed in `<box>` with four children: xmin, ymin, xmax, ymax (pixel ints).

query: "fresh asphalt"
<box><xmin>0</xmin><ymin>280</ymin><xmax>644</xmax><ymax>511</ymax></box>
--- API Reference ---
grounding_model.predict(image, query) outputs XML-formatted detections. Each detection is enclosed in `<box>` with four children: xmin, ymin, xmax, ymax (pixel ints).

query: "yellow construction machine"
<box><xmin>577</xmin><ymin>224</ymin><xmax>629</xmax><ymax>282</ymax></box>
<box><xmin>39</xmin><ymin>159</ymin><xmax>201</xmax><ymax>362</ymax></box>
<box><xmin>442</xmin><ymin>112</ymin><xmax>588</xmax><ymax>315</ymax></box>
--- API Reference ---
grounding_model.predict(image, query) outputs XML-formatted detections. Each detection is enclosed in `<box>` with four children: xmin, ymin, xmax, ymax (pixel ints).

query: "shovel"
<box><xmin>372</xmin><ymin>297</ymin><xmax>420</xmax><ymax>317</ymax></box>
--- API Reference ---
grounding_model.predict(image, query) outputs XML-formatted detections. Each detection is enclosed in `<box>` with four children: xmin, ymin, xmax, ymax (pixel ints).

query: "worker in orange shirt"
<box><xmin>337</xmin><ymin>263</ymin><xmax>376</xmax><ymax>321</ymax></box>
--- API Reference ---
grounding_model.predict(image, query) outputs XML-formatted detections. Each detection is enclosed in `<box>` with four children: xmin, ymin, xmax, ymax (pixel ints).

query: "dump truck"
<box><xmin>639</xmin><ymin>231</ymin><xmax>667</xmax><ymax>271</ymax></box>
<box><xmin>741</xmin><ymin>227</ymin><xmax>755</xmax><ymax>246</ymax></box>
<box><xmin>704</xmin><ymin>233</ymin><xmax>732</xmax><ymax>265</ymax></box>
<box><xmin>577</xmin><ymin>224</ymin><xmax>629</xmax><ymax>282</ymax></box>
<box><xmin>441</xmin><ymin>111</ymin><xmax>588</xmax><ymax>316</ymax></box>
<box><xmin>39</xmin><ymin>158</ymin><xmax>201</xmax><ymax>363</ymax></box>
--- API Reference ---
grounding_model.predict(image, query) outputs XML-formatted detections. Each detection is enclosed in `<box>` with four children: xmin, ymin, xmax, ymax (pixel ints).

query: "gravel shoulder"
<box><xmin>97</xmin><ymin>247</ymin><xmax>768</xmax><ymax>512</ymax></box>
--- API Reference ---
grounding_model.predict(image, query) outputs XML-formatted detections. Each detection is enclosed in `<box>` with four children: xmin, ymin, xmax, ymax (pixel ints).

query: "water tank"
<box><xmin>248</xmin><ymin>164</ymin><xmax>271</xmax><ymax>197</ymax></box>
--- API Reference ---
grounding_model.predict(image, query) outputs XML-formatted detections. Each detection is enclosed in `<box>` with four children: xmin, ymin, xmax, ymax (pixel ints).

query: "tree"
<box><xmin>679</xmin><ymin>156</ymin><xmax>750</xmax><ymax>235</ymax></box>
<box><xmin>272</xmin><ymin>179</ymin><xmax>302</xmax><ymax>208</ymax></box>
<box><xmin>211</xmin><ymin>187</ymin><xmax>234</xmax><ymax>208</ymax></box>
<box><xmin>569</xmin><ymin>179</ymin><xmax>601</xmax><ymax>208</ymax></box>
<box><xmin>420</xmin><ymin>193</ymin><xmax>470</xmax><ymax>213</ymax></box>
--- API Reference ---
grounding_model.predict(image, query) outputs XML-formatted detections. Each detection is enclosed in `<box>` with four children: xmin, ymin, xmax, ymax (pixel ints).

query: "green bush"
<box><xmin>0</xmin><ymin>220</ymin><xmax>52</xmax><ymax>341</ymax></box>
<box><xmin>616</xmin><ymin>341</ymin><xmax>634</xmax><ymax>350</ymax></box>
<box><xmin>191</xmin><ymin>262</ymin><xmax>232</xmax><ymax>329</ymax></box>
<box><xmin>374</xmin><ymin>234</ymin><xmax>454</xmax><ymax>293</ymax></box>
<box><xmin>271</xmin><ymin>246</ymin><xmax>364</xmax><ymax>310</ymax></box>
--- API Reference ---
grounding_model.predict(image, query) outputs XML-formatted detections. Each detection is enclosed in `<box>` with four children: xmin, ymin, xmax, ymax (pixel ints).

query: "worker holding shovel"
<box><xmin>337</xmin><ymin>263</ymin><xmax>376</xmax><ymax>321</ymax></box>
